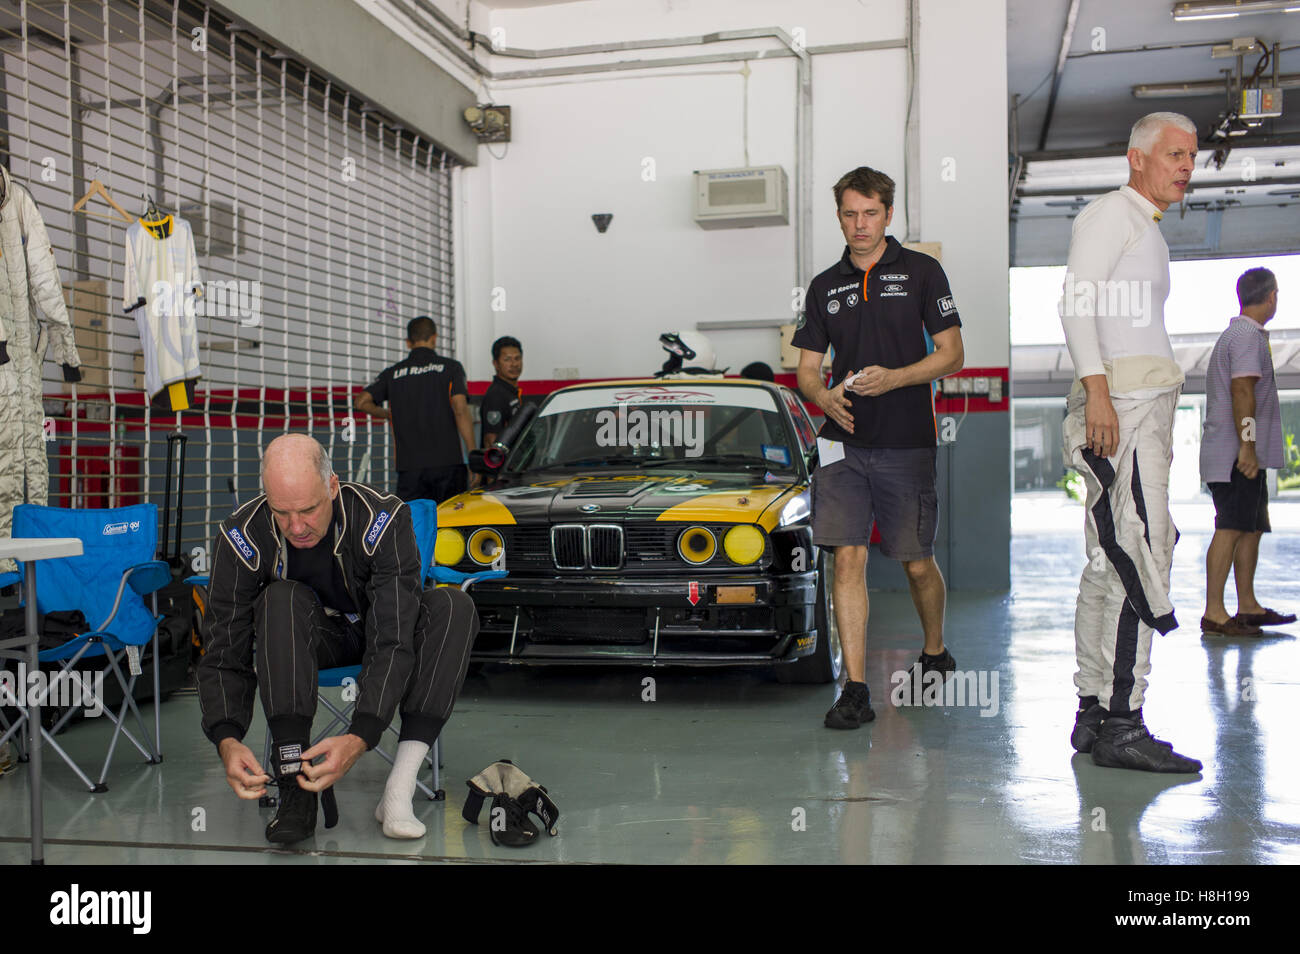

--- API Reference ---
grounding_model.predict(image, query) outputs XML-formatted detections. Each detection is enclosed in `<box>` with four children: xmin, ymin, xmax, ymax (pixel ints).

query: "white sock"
<box><xmin>375</xmin><ymin>740</ymin><xmax>430</xmax><ymax>839</ymax></box>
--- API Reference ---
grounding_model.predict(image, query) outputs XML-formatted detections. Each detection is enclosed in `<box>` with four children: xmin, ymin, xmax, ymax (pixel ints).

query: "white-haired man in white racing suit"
<box><xmin>1059</xmin><ymin>112</ymin><xmax>1201</xmax><ymax>774</ymax></box>
<box><xmin>0</xmin><ymin>165</ymin><xmax>83</xmax><ymax>574</ymax></box>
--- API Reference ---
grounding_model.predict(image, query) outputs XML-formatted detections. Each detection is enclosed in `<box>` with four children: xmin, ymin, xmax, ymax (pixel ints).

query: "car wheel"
<box><xmin>775</xmin><ymin>549</ymin><xmax>843</xmax><ymax>684</ymax></box>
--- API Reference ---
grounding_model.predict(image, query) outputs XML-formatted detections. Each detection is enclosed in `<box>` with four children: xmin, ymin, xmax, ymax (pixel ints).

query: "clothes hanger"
<box><xmin>71</xmin><ymin>165</ymin><xmax>133</xmax><ymax>223</ymax></box>
<box><xmin>141</xmin><ymin>195</ymin><xmax>166</xmax><ymax>221</ymax></box>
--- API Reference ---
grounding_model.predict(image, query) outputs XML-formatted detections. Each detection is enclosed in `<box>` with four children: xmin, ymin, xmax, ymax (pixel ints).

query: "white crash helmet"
<box><xmin>676</xmin><ymin>330</ymin><xmax>717</xmax><ymax>372</ymax></box>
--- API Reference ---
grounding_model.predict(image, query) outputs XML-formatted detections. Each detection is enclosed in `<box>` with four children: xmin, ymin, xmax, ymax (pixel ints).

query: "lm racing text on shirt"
<box><xmin>365</xmin><ymin>347</ymin><xmax>468</xmax><ymax>471</ymax></box>
<box><xmin>790</xmin><ymin>236</ymin><xmax>962</xmax><ymax>449</ymax></box>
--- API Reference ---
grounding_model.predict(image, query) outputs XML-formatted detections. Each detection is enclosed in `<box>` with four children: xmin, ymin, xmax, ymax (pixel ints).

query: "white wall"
<box><xmin>455</xmin><ymin>0</ymin><xmax>1007</xmax><ymax>382</ymax></box>
<box><xmin>917</xmin><ymin>0</ymin><xmax>1009</xmax><ymax>368</ymax></box>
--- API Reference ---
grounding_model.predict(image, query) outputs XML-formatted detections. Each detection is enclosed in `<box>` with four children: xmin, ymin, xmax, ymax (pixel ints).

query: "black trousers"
<box><xmin>252</xmin><ymin>580</ymin><xmax>478</xmax><ymax>747</ymax></box>
<box><xmin>396</xmin><ymin>465</ymin><xmax>467</xmax><ymax>504</ymax></box>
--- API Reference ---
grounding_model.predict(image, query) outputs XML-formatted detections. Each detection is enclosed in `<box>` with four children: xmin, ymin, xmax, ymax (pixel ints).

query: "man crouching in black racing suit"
<box><xmin>197</xmin><ymin>433</ymin><xmax>479</xmax><ymax>843</ymax></box>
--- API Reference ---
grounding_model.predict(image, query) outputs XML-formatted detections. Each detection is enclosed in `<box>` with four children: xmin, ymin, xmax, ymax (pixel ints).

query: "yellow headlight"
<box><xmin>724</xmin><ymin>525</ymin><xmax>765</xmax><ymax>565</ymax></box>
<box><xmin>677</xmin><ymin>526</ymin><xmax>717</xmax><ymax>565</ymax></box>
<box><xmin>435</xmin><ymin>529</ymin><xmax>465</xmax><ymax>566</ymax></box>
<box><xmin>468</xmin><ymin>528</ymin><xmax>505</xmax><ymax>566</ymax></box>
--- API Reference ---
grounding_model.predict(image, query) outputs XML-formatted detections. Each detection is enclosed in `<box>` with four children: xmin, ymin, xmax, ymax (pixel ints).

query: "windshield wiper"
<box><xmin>545</xmin><ymin>455</ymin><xmax>659</xmax><ymax>468</ymax></box>
<box><xmin>642</xmin><ymin>454</ymin><xmax>776</xmax><ymax>469</ymax></box>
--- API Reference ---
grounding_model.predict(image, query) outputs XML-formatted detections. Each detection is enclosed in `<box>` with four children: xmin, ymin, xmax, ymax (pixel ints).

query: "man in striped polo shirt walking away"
<box><xmin>1199</xmin><ymin>267</ymin><xmax>1294</xmax><ymax>637</ymax></box>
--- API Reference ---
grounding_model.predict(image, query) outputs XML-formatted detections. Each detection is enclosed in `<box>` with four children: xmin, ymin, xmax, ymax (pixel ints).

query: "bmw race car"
<box><xmin>436</xmin><ymin>378</ymin><xmax>842</xmax><ymax>683</ymax></box>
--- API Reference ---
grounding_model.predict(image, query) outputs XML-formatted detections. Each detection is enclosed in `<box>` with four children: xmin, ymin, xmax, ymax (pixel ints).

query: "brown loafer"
<box><xmin>1200</xmin><ymin>615</ymin><xmax>1262</xmax><ymax>636</ymax></box>
<box><xmin>1234</xmin><ymin>608</ymin><xmax>1297</xmax><ymax>627</ymax></box>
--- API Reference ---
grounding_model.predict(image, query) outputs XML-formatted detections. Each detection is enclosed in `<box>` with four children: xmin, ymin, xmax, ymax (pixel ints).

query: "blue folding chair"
<box><xmin>0</xmin><ymin>504</ymin><xmax>167</xmax><ymax>792</ymax></box>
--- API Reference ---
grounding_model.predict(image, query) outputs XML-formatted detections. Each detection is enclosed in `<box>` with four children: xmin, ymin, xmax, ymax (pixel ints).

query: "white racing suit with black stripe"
<box><xmin>197</xmin><ymin>481</ymin><xmax>479</xmax><ymax>756</ymax></box>
<box><xmin>1062</xmin><ymin>385</ymin><xmax>1180</xmax><ymax>712</ymax></box>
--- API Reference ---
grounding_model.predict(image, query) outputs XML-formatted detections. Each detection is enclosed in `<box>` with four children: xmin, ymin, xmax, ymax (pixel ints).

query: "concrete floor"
<box><xmin>2</xmin><ymin>493</ymin><xmax>1297</xmax><ymax>864</ymax></box>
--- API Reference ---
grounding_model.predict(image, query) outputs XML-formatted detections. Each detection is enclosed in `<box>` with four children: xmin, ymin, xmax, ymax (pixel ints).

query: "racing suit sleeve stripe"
<box><xmin>197</xmin><ymin>526</ymin><xmax>261</xmax><ymax>745</ymax></box>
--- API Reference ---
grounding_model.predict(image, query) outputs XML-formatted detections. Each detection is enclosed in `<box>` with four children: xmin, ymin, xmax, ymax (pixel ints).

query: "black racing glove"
<box><xmin>63</xmin><ymin>363</ymin><xmax>82</xmax><ymax>383</ymax></box>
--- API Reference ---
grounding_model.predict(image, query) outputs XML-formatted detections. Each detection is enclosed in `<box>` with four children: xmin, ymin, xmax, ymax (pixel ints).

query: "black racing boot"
<box><xmin>1091</xmin><ymin>716</ymin><xmax>1202</xmax><ymax>774</ymax></box>
<box><xmin>488</xmin><ymin>793</ymin><xmax>539</xmax><ymax>847</ymax></box>
<box><xmin>825</xmin><ymin>681</ymin><xmax>875</xmax><ymax>729</ymax></box>
<box><xmin>265</xmin><ymin>739</ymin><xmax>318</xmax><ymax>844</ymax></box>
<box><xmin>1070</xmin><ymin>702</ymin><xmax>1108</xmax><ymax>754</ymax></box>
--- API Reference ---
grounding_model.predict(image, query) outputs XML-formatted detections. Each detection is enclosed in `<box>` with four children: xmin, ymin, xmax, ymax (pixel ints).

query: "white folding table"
<box><xmin>0</xmin><ymin>537</ymin><xmax>83</xmax><ymax>865</ymax></box>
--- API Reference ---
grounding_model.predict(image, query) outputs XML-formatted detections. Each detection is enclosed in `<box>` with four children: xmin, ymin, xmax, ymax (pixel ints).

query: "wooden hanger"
<box><xmin>73</xmin><ymin>178</ymin><xmax>133</xmax><ymax>223</ymax></box>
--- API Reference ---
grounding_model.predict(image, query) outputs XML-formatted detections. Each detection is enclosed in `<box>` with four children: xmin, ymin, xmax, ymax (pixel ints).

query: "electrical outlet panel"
<box><xmin>958</xmin><ymin>377</ymin><xmax>973</xmax><ymax>394</ymax></box>
<box><xmin>972</xmin><ymin>376</ymin><xmax>990</xmax><ymax>394</ymax></box>
<box><xmin>988</xmin><ymin>378</ymin><xmax>1003</xmax><ymax>402</ymax></box>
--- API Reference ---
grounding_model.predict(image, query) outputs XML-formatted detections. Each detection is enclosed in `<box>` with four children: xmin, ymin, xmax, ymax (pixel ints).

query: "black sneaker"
<box><xmin>265</xmin><ymin>781</ymin><xmax>318</xmax><ymax>844</ymax></box>
<box><xmin>915</xmin><ymin>648</ymin><xmax>957</xmax><ymax>679</ymax></box>
<box><xmin>1070</xmin><ymin>702</ymin><xmax>1108</xmax><ymax>754</ymax></box>
<box><xmin>1091</xmin><ymin>717</ymin><xmax>1202</xmax><ymax>774</ymax></box>
<box><xmin>824</xmin><ymin>681</ymin><xmax>875</xmax><ymax>730</ymax></box>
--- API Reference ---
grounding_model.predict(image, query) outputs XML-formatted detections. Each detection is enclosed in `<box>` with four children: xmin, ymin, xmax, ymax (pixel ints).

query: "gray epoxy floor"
<box><xmin>2</xmin><ymin>494</ymin><xmax>1297</xmax><ymax>865</ymax></box>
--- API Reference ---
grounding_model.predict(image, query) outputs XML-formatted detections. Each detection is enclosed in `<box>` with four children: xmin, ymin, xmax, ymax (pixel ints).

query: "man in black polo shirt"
<box><xmin>792</xmin><ymin>166</ymin><xmax>965</xmax><ymax>730</ymax></box>
<box><xmin>480</xmin><ymin>335</ymin><xmax>523</xmax><ymax>448</ymax></box>
<box><xmin>355</xmin><ymin>316</ymin><xmax>475</xmax><ymax>503</ymax></box>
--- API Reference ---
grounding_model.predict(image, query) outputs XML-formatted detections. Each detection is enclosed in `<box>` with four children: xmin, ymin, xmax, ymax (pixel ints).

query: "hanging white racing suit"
<box><xmin>1059</xmin><ymin>185</ymin><xmax>1184</xmax><ymax>713</ymax></box>
<box><xmin>0</xmin><ymin>166</ymin><xmax>83</xmax><ymax>574</ymax></box>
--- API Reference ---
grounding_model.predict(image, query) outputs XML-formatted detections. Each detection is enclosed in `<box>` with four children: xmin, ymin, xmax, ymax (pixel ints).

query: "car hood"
<box><xmin>438</xmin><ymin>468</ymin><xmax>806</xmax><ymax>532</ymax></box>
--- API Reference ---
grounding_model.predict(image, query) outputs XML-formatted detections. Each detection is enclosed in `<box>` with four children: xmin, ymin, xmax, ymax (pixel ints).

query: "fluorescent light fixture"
<box><xmin>1134</xmin><ymin>73</ymin><xmax>1300</xmax><ymax>96</ymax></box>
<box><xmin>1173</xmin><ymin>1</ymin><xmax>1300</xmax><ymax>19</ymax></box>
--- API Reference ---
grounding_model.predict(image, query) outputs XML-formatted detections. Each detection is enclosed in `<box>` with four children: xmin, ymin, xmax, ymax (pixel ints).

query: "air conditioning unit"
<box><xmin>693</xmin><ymin>165</ymin><xmax>789</xmax><ymax>230</ymax></box>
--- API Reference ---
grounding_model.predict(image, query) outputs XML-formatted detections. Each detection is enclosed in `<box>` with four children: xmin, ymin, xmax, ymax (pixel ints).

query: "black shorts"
<box><xmin>1208</xmin><ymin>466</ymin><xmax>1270</xmax><ymax>533</ymax></box>
<box><xmin>811</xmin><ymin>445</ymin><xmax>938</xmax><ymax>560</ymax></box>
<box><xmin>396</xmin><ymin>465</ymin><xmax>467</xmax><ymax>504</ymax></box>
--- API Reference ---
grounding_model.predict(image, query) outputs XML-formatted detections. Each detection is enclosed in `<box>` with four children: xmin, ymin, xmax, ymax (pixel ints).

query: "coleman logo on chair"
<box><xmin>102</xmin><ymin>522</ymin><xmax>128</xmax><ymax>535</ymax></box>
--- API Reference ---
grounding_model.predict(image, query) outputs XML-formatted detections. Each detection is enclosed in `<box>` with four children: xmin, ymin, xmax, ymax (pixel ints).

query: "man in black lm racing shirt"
<box><xmin>355</xmin><ymin>315</ymin><xmax>476</xmax><ymax>503</ymax></box>
<box><xmin>791</xmin><ymin>166</ymin><xmax>965</xmax><ymax>730</ymax></box>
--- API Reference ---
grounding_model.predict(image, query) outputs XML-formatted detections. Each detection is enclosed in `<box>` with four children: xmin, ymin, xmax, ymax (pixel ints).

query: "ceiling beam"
<box><xmin>1036</xmin><ymin>0</ymin><xmax>1081</xmax><ymax>152</ymax></box>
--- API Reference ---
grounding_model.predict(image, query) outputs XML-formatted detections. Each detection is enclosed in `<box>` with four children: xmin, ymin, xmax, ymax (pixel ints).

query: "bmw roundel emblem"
<box><xmin>847</xmin><ymin>292</ymin><xmax>860</xmax><ymax>307</ymax></box>
<box><xmin>580</xmin><ymin>503</ymin><xmax>600</xmax><ymax>513</ymax></box>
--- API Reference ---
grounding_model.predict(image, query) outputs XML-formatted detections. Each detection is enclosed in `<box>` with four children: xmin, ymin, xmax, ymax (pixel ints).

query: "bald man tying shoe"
<box><xmin>198</xmin><ymin>434</ymin><xmax>479</xmax><ymax>843</ymax></box>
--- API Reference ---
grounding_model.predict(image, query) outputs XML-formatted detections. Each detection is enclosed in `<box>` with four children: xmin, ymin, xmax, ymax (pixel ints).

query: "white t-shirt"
<box><xmin>123</xmin><ymin>214</ymin><xmax>202</xmax><ymax>398</ymax></box>
<box><xmin>1059</xmin><ymin>185</ymin><xmax>1184</xmax><ymax>398</ymax></box>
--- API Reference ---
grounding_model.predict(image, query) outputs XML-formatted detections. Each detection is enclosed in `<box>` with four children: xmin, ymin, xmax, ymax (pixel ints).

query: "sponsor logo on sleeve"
<box><xmin>486</xmin><ymin>409</ymin><xmax>501</xmax><ymax>425</ymax></box>
<box><xmin>365</xmin><ymin>510</ymin><xmax>391</xmax><ymax>548</ymax></box>
<box><xmin>226</xmin><ymin>526</ymin><xmax>256</xmax><ymax>562</ymax></box>
<box><xmin>938</xmin><ymin>295</ymin><xmax>957</xmax><ymax>316</ymax></box>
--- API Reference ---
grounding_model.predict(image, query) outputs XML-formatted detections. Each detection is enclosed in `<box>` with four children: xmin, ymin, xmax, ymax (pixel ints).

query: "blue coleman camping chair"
<box><xmin>0</xmin><ymin>503</ymin><xmax>167</xmax><ymax>792</ymax></box>
<box><xmin>237</xmin><ymin>498</ymin><xmax>503</xmax><ymax>801</ymax></box>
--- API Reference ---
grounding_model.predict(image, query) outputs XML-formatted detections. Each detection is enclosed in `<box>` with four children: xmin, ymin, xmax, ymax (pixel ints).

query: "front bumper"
<box><xmin>464</xmin><ymin>571</ymin><xmax>819</xmax><ymax>666</ymax></box>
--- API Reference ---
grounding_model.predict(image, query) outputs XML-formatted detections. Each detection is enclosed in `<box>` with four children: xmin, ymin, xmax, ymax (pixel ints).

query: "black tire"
<box><xmin>775</xmin><ymin>550</ymin><xmax>843</xmax><ymax>684</ymax></box>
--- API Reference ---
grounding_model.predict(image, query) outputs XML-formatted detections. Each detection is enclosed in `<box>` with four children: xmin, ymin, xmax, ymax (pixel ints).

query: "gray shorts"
<box><xmin>811</xmin><ymin>445</ymin><xmax>938</xmax><ymax>560</ymax></box>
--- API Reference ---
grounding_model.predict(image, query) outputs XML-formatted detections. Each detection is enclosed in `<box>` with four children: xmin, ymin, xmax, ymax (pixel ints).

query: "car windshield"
<box><xmin>504</xmin><ymin>384</ymin><xmax>800</xmax><ymax>474</ymax></box>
